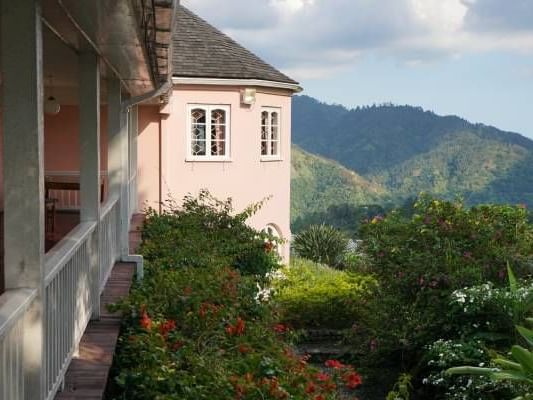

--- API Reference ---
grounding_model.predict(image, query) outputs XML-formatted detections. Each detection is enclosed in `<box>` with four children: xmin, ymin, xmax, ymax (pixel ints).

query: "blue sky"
<box><xmin>183</xmin><ymin>0</ymin><xmax>533</xmax><ymax>138</ymax></box>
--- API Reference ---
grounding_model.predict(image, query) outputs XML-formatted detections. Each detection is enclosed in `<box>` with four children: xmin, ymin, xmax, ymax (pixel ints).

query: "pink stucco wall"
<box><xmin>137</xmin><ymin>85</ymin><xmax>293</xmax><ymax>261</ymax></box>
<box><xmin>0</xmin><ymin>106</ymin><xmax>109</xmax><ymax>207</ymax></box>
<box><xmin>137</xmin><ymin>106</ymin><xmax>161</xmax><ymax>211</ymax></box>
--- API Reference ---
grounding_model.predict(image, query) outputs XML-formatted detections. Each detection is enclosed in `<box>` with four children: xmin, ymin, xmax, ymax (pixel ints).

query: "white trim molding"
<box><xmin>173</xmin><ymin>77</ymin><xmax>303</xmax><ymax>93</ymax></box>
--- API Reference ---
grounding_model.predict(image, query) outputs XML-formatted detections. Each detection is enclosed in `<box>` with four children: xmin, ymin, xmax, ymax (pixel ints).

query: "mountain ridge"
<box><xmin>290</xmin><ymin>95</ymin><xmax>533</xmax><ymax>228</ymax></box>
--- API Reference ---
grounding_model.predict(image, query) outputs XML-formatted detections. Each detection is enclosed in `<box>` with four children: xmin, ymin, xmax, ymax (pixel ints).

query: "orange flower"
<box><xmin>159</xmin><ymin>319</ymin><xmax>176</xmax><ymax>338</ymax></box>
<box><xmin>235</xmin><ymin>317</ymin><xmax>246</xmax><ymax>335</ymax></box>
<box><xmin>139</xmin><ymin>310</ymin><xmax>152</xmax><ymax>330</ymax></box>
<box><xmin>344</xmin><ymin>371</ymin><xmax>363</xmax><ymax>389</ymax></box>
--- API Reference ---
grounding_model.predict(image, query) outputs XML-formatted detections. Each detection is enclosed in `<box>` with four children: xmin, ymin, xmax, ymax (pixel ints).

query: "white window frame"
<box><xmin>186</xmin><ymin>104</ymin><xmax>231</xmax><ymax>161</ymax></box>
<box><xmin>260</xmin><ymin>107</ymin><xmax>282</xmax><ymax>161</ymax></box>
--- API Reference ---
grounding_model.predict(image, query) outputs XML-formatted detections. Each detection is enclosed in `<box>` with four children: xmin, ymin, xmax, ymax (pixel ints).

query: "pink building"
<box><xmin>137</xmin><ymin>7</ymin><xmax>301</xmax><ymax>261</ymax></box>
<box><xmin>0</xmin><ymin>4</ymin><xmax>298</xmax><ymax>398</ymax></box>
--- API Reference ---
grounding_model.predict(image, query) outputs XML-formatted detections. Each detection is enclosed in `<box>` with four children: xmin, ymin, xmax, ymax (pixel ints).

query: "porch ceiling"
<box><xmin>40</xmin><ymin>0</ymin><xmax>176</xmax><ymax>97</ymax></box>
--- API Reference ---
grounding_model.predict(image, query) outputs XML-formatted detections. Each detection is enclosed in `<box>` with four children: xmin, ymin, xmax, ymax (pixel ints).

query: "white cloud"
<box><xmin>181</xmin><ymin>0</ymin><xmax>533</xmax><ymax>81</ymax></box>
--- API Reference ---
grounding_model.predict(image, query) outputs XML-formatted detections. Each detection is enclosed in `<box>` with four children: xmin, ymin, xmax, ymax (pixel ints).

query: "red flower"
<box><xmin>139</xmin><ymin>310</ymin><xmax>152</xmax><ymax>330</ymax></box>
<box><xmin>226</xmin><ymin>325</ymin><xmax>236</xmax><ymax>336</ymax></box>
<box><xmin>235</xmin><ymin>317</ymin><xmax>246</xmax><ymax>335</ymax></box>
<box><xmin>171</xmin><ymin>340</ymin><xmax>184</xmax><ymax>351</ymax></box>
<box><xmin>159</xmin><ymin>319</ymin><xmax>176</xmax><ymax>338</ymax></box>
<box><xmin>226</xmin><ymin>318</ymin><xmax>246</xmax><ymax>336</ymax></box>
<box><xmin>344</xmin><ymin>371</ymin><xmax>363</xmax><ymax>389</ymax></box>
<box><xmin>183</xmin><ymin>286</ymin><xmax>193</xmax><ymax>296</ymax></box>
<box><xmin>314</xmin><ymin>395</ymin><xmax>325</xmax><ymax>400</ymax></box>
<box><xmin>264</xmin><ymin>241</ymin><xmax>274</xmax><ymax>253</ymax></box>
<box><xmin>238</xmin><ymin>344</ymin><xmax>251</xmax><ymax>354</ymax></box>
<box><xmin>316</xmin><ymin>372</ymin><xmax>330</xmax><ymax>382</ymax></box>
<box><xmin>274</xmin><ymin>324</ymin><xmax>288</xmax><ymax>334</ymax></box>
<box><xmin>305</xmin><ymin>381</ymin><xmax>317</xmax><ymax>394</ymax></box>
<box><xmin>324</xmin><ymin>359</ymin><xmax>344</xmax><ymax>369</ymax></box>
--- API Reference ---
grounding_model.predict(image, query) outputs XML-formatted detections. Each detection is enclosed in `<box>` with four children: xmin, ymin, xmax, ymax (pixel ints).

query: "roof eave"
<box><xmin>172</xmin><ymin>76</ymin><xmax>303</xmax><ymax>93</ymax></box>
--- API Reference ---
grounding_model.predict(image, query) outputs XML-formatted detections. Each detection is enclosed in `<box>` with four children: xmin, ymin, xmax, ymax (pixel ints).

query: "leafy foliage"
<box><xmin>291</xmin><ymin>145</ymin><xmax>388</xmax><ymax>230</ymax></box>
<box><xmin>272</xmin><ymin>258</ymin><xmax>377</xmax><ymax>329</ymax></box>
<box><xmin>292</xmin><ymin>224</ymin><xmax>350</xmax><ymax>268</ymax></box>
<box><xmin>108</xmin><ymin>194</ymin><xmax>363</xmax><ymax>400</ymax></box>
<box><xmin>140</xmin><ymin>189</ymin><xmax>279</xmax><ymax>276</ymax></box>
<box><xmin>352</xmin><ymin>197</ymin><xmax>533</xmax><ymax>397</ymax></box>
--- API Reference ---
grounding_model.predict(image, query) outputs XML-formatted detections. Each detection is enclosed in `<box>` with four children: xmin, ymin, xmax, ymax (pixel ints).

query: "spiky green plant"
<box><xmin>292</xmin><ymin>224</ymin><xmax>349</xmax><ymax>268</ymax></box>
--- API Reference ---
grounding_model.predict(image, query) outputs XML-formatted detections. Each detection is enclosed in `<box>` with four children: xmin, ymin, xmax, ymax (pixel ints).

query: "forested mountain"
<box><xmin>291</xmin><ymin>95</ymin><xmax>533</xmax><ymax>216</ymax></box>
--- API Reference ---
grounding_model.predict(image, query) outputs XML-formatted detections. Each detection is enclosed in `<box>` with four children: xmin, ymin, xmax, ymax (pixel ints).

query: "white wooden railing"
<box><xmin>43</xmin><ymin>222</ymin><xmax>98</xmax><ymax>400</ymax></box>
<box><xmin>1</xmin><ymin>179</ymin><xmax>131</xmax><ymax>400</ymax></box>
<box><xmin>45</xmin><ymin>171</ymin><xmax>108</xmax><ymax>210</ymax></box>
<box><xmin>0</xmin><ymin>288</ymin><xmax>37</xmax><ymax>400</ymax></box>
<box><xmin>99</xmin><ymin>195</ymin><xmax>121</xmax><ymax>292</ymax></box>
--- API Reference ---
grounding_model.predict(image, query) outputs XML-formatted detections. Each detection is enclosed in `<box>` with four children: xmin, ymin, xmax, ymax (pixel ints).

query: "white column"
<box><xmin>107</xmin><ymin>78</ymin><xmax>122</xmax><ymax>200</ymax></box>
<box><xmin>79</xmin><ymin>51</ymin><xmax>101</xmax><ymax>319</ymax></box>
<box><xmin>1</xmin><ymin>0</ymin><xmax>45</xmax><ymax>398</ymax></box>
<box><xmin>120</xmin><ymin>108</ymin><xmax>130</xmax><ymax>256</ymax></box>
<box><xmin>107</xmin><ymin>79</ymin><xmax>130</xmax><ymax>256</ymax></box>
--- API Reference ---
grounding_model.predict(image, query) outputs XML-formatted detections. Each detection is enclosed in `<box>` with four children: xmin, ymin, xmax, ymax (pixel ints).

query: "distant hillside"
<box><xmin>291</xmin><ymin>146</ymin><xmax>388</xmax><ymax>233</ymax></box>
<box><xmin>292</xmin><ymin>95</ymin><xmax>533</xmax><ymax>208</ymax></box>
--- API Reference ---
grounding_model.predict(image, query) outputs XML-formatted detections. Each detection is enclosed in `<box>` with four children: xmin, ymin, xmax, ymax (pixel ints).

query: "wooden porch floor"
<box><xmin>54</xmin><ymin>215</ymin><xmax>144</xmax><ymax>400</ymax></box>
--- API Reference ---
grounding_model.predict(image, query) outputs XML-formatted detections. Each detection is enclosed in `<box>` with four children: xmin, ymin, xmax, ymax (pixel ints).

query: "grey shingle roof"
<box><xmin>172</xmin><ymin>6</ymin><xmax>299</xmax><ymax>85</ymax></box>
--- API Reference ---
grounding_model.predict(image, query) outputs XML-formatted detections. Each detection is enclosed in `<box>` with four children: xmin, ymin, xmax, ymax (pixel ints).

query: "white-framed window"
<box><xmin>261</xmin><ymin>107</ymin><xmax>281</xmax><ymax>159</ymax></box>
<box><xmin>187</xmin><ymin>104</ymin><xmax>230</xmax><ymax>161</ymax></box>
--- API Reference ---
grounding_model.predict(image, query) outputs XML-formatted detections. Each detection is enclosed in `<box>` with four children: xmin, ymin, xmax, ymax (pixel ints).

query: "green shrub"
<box><xmin>353</xmin><ymin>196</ymin><xmax>533</xmax><ymax>394</ymax></box>
<box><xmin>358</xmin><ymin>197</ymin><xmax>533</xmax><ymax>355</ymax></box>
<box><xmin>292</xmin><ymin>224</ymin><xmax>349</xmax><ymax>268</ymax></box>
<box><xmin>108</xmin><ymin>193</ymin><xmax>364</xmax><ymax>399</ymax></box>
<box><xmin>140</xmin><ymin>190</ymin><xmax>280</xmax><ymax>276</ymax></box>
<box><xmin>273</xmin><ymin>258</ymin><xmax>377</xmax><ymax>329</ymax></box>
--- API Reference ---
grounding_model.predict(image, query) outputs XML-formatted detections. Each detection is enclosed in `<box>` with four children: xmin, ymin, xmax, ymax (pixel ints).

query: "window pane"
<box><xmin>192</xmin><ymin>125</ymin><xmax>206</xmax><ymax>141</ymax></box>
<box><xmin>212</xmin><ymin>109</ymin><xmax>226</xmax><ymax>125</ymax></box>
<box><xmin>261</xmin><ymin>111</ymin><xmax>269</xmax><ymax>126</ymax></box>
<box><xmin>271</xmin><ymin>112</ymin><xmax>279</xmax><ymax>126</ymax></box>
<box><xmin>192</xmin><ymin>140</ymin><xmax>206</xmax><ymax>156</ymax></box>
<box><xmin>211</xmin><ymin>124</ymin><xmax>226</xmax><ymax>141</ymax></box>
<box><xmin>271</xmin><ymin>140</ymin><xmax>279</xmax><ymax>156</ymax></box>
<box><xmin>271</xmin><ymin>125</ymin><xmax>278</xmax><ymax>142</ymax></box>
<box><xmin>261</xmin><ymin>140</ymin><xmax>268</xmax><ymax>155</ymax></box>
<box><xmin>191</xmin><ymin>108</ymin><xmax>206</xmax><ymax>124</ymax></box>
<box><xmin>211</xmin><ymin>140</ymin><xmax>226</xmax><ymax>156</ymax></box>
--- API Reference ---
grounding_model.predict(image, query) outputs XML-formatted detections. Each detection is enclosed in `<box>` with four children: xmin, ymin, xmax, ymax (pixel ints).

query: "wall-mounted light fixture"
<box><xmin>241</xmin><ymin>88</ymin><xmax>256</xmax><ymax>105</ymax></box>
<box><xmin>44</xmin><ymin>96</ymin><xmax>61</xmax><ymax>115</ymax></box>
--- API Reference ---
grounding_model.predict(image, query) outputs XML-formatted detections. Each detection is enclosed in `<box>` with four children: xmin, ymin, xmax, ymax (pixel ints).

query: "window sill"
<box><xmin>185</xmin><ymin>157</ymin><xmax>233</xmax><ymax>163</ymax></box>
<box><xmin>260</xmin><ymin>157</ymin><xmax>283</xmax><ymax>162</ymax></box>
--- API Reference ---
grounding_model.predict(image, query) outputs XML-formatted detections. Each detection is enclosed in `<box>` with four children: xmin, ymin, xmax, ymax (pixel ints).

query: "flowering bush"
<box><xmin>272</xmin><ymin>258</ymin><xmax>377</xmax><ymax>329</ymax></box>
<box><xmin>421</xmin><ymin>338</ymin><xmax>518</xmax><ymax>399</ymax></box>
<box><xmin>353</xmin><ymin>196</ymin><xmax>533</xmax><ymax>395</ymax></box>
<box><xmin>107</xmin><ymin>194</ymin><xmax>363</xmax><ymax>399</ymax></box>
<box><xmin>140</xmin><ymin>190</ymin><xmax>280</xmax><ymax>276</ymax></box>
<box><xmin>450</xmin><ymin>279</ymin><xmax>533</xmax><ymax>340</ymax></box>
